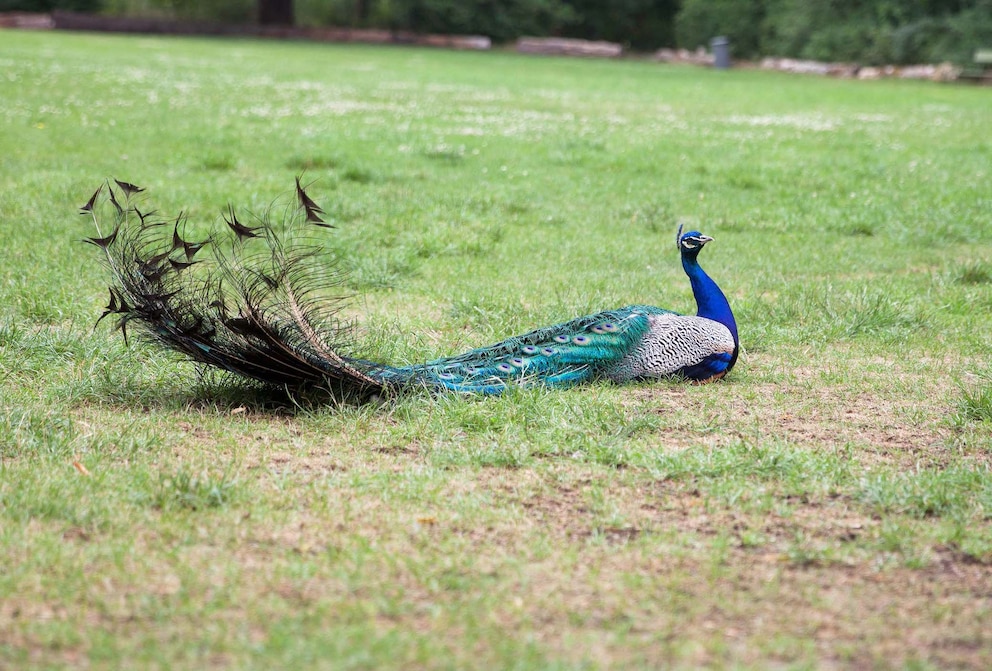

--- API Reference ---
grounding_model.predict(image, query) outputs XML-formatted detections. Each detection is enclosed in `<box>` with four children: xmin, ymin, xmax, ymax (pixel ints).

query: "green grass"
<box><xmin>1</xmin><ymin>29</ymin><xmax>992</xmax><ymax>670</ymax></box>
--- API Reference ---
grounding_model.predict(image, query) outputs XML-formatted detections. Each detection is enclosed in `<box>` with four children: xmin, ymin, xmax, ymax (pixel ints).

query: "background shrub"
<box><xmin>10</xmin><ymin>0</ymin><xmax>992</xmax><ymax>64</ymax></box>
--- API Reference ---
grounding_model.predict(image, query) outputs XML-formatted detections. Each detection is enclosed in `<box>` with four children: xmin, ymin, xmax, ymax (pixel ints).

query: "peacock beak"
<box><xmin>699</xmin><ymin>235</ymin><xmax>714</xmax><ymax>244</ymax></box>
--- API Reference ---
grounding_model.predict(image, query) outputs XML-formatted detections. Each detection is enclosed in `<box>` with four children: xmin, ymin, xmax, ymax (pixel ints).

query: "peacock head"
<box><xmin>676</xmin><ymin>224</ymin><xmax>714</xmax><ymax>259</ymax></box>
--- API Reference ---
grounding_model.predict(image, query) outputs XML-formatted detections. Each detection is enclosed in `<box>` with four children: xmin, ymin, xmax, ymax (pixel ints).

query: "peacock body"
<box><xmin>82</xmin><ymin>180</ymin><xmax>738</xmax><ymax>398</ymax></box>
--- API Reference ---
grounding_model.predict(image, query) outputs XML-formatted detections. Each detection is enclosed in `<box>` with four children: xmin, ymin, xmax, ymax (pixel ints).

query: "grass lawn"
<box><xmin>1</xmin><ymin>28</ymin><xmax>991</xmax><ymax>669</ymax></box>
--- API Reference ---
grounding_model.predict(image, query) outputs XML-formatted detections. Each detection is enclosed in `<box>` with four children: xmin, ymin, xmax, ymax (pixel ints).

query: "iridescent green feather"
<box><xmin>381</xmin><ymin>305</ymin><xmax>676</xmax><ymax>393</ymax></box>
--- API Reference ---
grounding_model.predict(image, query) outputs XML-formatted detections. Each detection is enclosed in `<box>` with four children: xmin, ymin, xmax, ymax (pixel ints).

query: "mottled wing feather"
<box><xmin>609</xmin><ymin>314</ymin><xmax>736</xmax><ymax>382</ymax></box>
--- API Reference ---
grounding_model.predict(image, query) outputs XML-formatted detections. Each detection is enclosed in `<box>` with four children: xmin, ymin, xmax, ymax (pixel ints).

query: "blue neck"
<box><xmin>682</xmin><ymin>254</ymin><xmax>738</xmax><ymax>345</ymax></box>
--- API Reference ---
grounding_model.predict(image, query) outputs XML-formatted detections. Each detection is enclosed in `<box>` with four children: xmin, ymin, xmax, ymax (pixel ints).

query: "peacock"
<box><xmin>81</xmin><ymin>180</ymin><xmax>739</xmax><ymax>398</ymax></box>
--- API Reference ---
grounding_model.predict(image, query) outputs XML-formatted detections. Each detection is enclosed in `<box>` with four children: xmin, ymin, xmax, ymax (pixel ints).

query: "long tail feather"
<box><xmin>83</xmin><ymin>180</ymin><xmax>393</xmax><ymax>398</ymax></box>
<box><xmin>392</xmin><ymin>306</ymin><xmax>667</xmax><ymax>393</ymax></box>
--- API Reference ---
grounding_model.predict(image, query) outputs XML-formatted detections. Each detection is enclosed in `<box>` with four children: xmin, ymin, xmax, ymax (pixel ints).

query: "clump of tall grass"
<box><xmin>957</xmin><ymin>382</ymin><xmax>992</xmax><ymax>423</ymax></box>
<box><xmin>954</xmin><ymin>262</ymin><xmax>992</xmax><ymax>286</ymax></box>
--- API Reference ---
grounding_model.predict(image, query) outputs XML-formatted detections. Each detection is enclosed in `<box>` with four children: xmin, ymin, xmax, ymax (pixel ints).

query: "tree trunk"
<box><xmin>355</xmin><ymin>0</ymin><xmax>369</xmax><ymax>24</ymax></box>
<box><xmin>258</xmin><ymin>0</ymin><xmax>294</xmax><ymax>26</ymax></box>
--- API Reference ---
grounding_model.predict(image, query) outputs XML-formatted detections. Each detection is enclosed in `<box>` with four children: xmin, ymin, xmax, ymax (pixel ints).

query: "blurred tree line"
<box><xmin>676</xmin><ymin>0</ymin><xmax>992</xmax><ymax>65</ymax></box>
<box><xmin>3</xmin><ymin>0</ymin><xmax>991</xmax><ymax>64</ymax></box>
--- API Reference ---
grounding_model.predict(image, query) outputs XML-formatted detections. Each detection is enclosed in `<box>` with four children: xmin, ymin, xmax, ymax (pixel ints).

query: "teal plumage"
<box><xmin>381</xmin><ymin>306</ymin><xmax>667</xmax><ymax>394</ymax></box>
<box><xmin>82</xmin><ymin>181</ymin><xmax>739</xmax><ymax>398</ymax></box>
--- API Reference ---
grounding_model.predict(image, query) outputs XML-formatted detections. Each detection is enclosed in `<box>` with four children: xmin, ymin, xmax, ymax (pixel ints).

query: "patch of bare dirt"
<box><xmin>625</xmin><ymin>354</ymin><xmax>975</xmax><ymax>470</ymax></box>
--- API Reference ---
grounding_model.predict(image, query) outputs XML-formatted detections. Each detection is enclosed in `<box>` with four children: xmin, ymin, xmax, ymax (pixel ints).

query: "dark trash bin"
<box><xmin>711</xmin><ymin>36</ymin><xmax>731</xmax><ymax>69</ymax></box>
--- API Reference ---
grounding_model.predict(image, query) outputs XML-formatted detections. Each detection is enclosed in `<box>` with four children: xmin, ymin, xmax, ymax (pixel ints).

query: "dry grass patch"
<box><xmin>5</xmin><ymin>341</ymin><xmax>989</xmax><ymax>668</ymax></box>
<box><xmin>626</xmin><ymin>349</ymin><xmax>967</xmax><ymax>470</ymax></box>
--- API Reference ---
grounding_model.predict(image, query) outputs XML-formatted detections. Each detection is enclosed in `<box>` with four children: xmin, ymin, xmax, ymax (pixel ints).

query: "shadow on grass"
<box><xmin>83</xmin><ymin>370</ymin><xmax>387</xmax><ymax>417</ymax></box>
